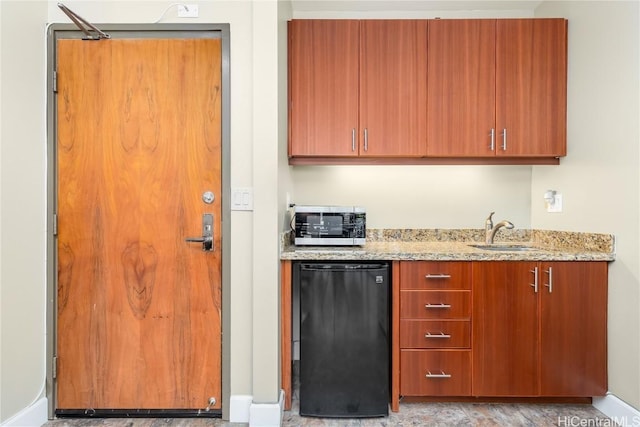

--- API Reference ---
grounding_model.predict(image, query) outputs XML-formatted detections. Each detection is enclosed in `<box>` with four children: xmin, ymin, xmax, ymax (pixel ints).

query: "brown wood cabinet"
<box><xmin>401</xmin><ymin>350</ymin><xmax>471</xmax><ymax>396</ymax></box>
<box><xmin>496</xmin><ymin>19</ymin><xmax>568</xmax><ymax>157</ymax></box>
<box><xmin>288</xmin><ymin>19</ymin><xmax>427</xmax><ymax>159</ymax></box>
<box><xmin>399</xmin><ymin>261</ymin><xmax>472</xmax><ymax>398</ymax></box>
<box><xmin>427</xmin><ymin>19</ymin><xmax>567</xmax><ymax>158</ymax></box>
<box><xmin>472</xmin><ymin>261</ymin><xmax>607</xmax><ymax>397</ymax></box>
<box><xmin>471</xmin><ymin>261</ymin><xmax>539</xmax><ymax>396</ymax></box>
<box><xmin>427</xmin><ymin>19</ymin><xmax>496</xmax><ymax>157</ymax></box>
<box><xmin>288</xmin><ymin>20</ymin><xmax>360</xmax><ymax>157</ymax></box>
<box><xmin>539</xmin><ymin>262</ymin><xmax>608</xmax><ymax>395</ymax></box>
<box><xmin>284</xmin><ymin>258</ymin><xmax>607</xmax><ymax>412</ymax></box>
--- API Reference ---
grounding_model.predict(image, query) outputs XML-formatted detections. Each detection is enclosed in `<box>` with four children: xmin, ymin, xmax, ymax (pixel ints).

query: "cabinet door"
<box><xmin>360</xmin><ymin>20</ymin><xmax>427</xmax><ymax>157</ymax></box>
<box><xmin>496</xmin><ymin>19</ymin><xmax>567</xmax><ymax>157</ymax></box>
<box><xmin>539</xmin><ymin>262</ymin><xmax>607</xmax><ymax>396</ymax></box>
<box><xmin>288</xmin><ymin>20</ymin><xmax>360</xmax><ymax>157</ymax></box>
<box><xmin>472</xmin><ymin>261</ymin><xmax>539</xmax><ymax>396</ymax></box>
<box><xmin>427</xmin><ymin>19</ymin><xmax>496</xmax><ymax>157</ymax></box>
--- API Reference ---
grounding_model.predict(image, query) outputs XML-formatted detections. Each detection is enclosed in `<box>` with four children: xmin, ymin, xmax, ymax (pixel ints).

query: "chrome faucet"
<box><xmin>485</xmin><ymin>211</ymin><xmax>514</xmax><ymax>244</ymax></box>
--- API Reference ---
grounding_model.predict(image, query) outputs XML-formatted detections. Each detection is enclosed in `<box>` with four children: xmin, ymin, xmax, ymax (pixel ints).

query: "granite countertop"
<box><xmin>280</xmin><ymin>229</ymin><xmax>616</xmax><ymax>262</ymax></box>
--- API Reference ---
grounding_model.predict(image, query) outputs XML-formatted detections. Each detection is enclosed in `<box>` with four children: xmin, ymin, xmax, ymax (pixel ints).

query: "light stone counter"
<box><xmin>280</xmin><ymin>229</ymin><xmax>615</xmax><ymax>262</ymax></box>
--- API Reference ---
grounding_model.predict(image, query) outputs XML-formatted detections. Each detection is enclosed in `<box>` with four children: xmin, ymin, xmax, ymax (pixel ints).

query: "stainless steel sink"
<box><xmin>469</xmin><ymin>244</ymin><xmax>534</xmax><ymax>252</ymax></box>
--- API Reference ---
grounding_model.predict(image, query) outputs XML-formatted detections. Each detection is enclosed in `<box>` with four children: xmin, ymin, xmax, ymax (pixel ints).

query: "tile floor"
<box><xmin>43</xmin><ymin>398</ymin><xmax>611</xmax><ymax>426</ymax></box>
<box><xmin>43</xmin><ymin>364</ymin><xmax>612</xmax><ymax>427</ymax></box>
<box><xmin>282</xmin><ymin>401</ymin><xmax>611</xmax><ymax>427</ymax></box>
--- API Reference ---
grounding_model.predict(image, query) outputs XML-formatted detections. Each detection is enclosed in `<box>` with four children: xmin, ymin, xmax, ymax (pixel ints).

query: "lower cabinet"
<box><xmin>399</xmin><ymin>261</ymin><xmax>472</xmax><ymax>397</ymax></box>
<box><xmin>398</xmin><ymin>260</ymin><xmax>608</xmax><ymax>401</ymax></box>
<box><xmin>472</xmin><ymin>261</ymin><xmax>608</xmax><ymax>397</ymax></box>
<box><xmin>401</xmin><ymin>350</ymin><xmax>471</xmax><ymax>396</ymax></box>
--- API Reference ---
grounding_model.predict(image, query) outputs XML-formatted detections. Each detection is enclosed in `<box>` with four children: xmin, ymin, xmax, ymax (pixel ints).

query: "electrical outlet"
<box><xmin>547</xmin><ymin>194</ymin><xmax>563</xmax><ymax>213</ymax></box>
<box><xmin>178</xmin><ymin>4</ymin><xmax>199</xmax><ymax>18</ymax></box>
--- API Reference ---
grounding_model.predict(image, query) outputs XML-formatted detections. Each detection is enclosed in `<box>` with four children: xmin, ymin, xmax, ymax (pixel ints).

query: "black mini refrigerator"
<box><xmin>298</xmin><ymin>262</ymin><xmax>389</xmax><ymax>418</ymax></box>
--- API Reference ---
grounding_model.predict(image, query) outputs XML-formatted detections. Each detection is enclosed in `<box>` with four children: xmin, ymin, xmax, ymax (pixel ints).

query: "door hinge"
<box><xmin>52</xmin><ymin>356</ymin><xmax>58</xmax><ymax>379</ymax></box>
<box><xmin>53</xmin><ymin>71</ymin><xmax>58</xmax><ymax>93</ymax></box>
<box><xmin>53</xmin><ymin>213</ymin><xmax>58</xmax><ymax>236</ymax></box>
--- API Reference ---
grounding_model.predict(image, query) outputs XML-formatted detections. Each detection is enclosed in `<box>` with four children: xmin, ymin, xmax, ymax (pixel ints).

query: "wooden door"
<box><xmin>496</xmin><ymin>19</ymin><xmax>567</xmax><ymax>157</ymax></box>
<box><xmin>359</xmin><ymin>20</ymin><xmax>427</xmax><ymax>157</ymax></box>
<box><xmin>472</xmin><ymin>261</ymin><xmax>538</xmax><ymax>396</ymax></box>
<box><xmin>55</xmin><ymin>38</ymin><xmax>222</xmax><ymax>411</ymax></box>
<box><xmin>288</xmin><ymin>20</ymin><xmax>359</xmax><ymax>157</ymax></box>
<box><xmin>427</xmin><ymin>19</ymin><xmax>496</xmax><ymax>157</ymax></box>
<box><xmin>539</xmin><ymin>262</ymin><xmax>607</xmax><ymax>396</ymax></box>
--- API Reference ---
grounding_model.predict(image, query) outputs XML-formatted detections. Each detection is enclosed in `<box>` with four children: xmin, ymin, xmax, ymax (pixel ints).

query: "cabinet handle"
<box><xmin>351</xmin><ymin>128</ymin><xmax>356</xmax><ymax>152</ymax></box>
<box><xmin>490</xmin><ymin>128</ymin><xmax>495</xmax><ymax>151</ymax></box>
<box><xmin>425</xmin><ymin>303</ymin><xmax>451</xmax><ymax>309</ymax></box>
<box><xmin>544</xmin><ymin>267</ymin><xmax>553</xmax><ymax>293</ymax></box>
<box><xmin>425</xmin><ymin>274</ymin><xmax>451</xmax><ymax>279</ymax></box>
<box><xmin>501</xmin><ymin>128</ymin><xmax>507</xmax><ymax>151</ymax></box>
<box><xmin>425</xmin><ymin>332</ymin><xmax>451</xmax><ymax>339</ymax></box>
<box><xmin>364</xmin><ymin>128</ymin><xmax>368</xmax><ymax>152</ymax></box>
<box><xmin>530</xmin><ymin>267</ymin><xmax>539</xmax><ymax>293</ymax></box>
<box><xmin>426</xmin><ymin>371</ymin><xmax>452</xmax><ymax>379</ymax></box>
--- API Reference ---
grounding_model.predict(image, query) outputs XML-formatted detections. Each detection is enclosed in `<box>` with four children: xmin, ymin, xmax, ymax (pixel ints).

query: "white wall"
<box><xmin>290</xmin><ymin>165</ymin><xmax>533</xmax><ymax>229</ymax></box>
<box><xmin>0</xmin><ymin>0</ymin><xmax>283</xmax><ymax>423</ymax></box>
<box><xmin>533</xmin><ymin>0</ymin><xmax>640</xmax><ymax>411</ymax></box>
<box><xmin>251</xmin><ymin>0</ymin><xmax>281</xmax><ymax>405</ymax></box>
<box><xmin>0</xmin><ymin>1</ymin><xmax>48</xmax><ymax>422</ymax></box>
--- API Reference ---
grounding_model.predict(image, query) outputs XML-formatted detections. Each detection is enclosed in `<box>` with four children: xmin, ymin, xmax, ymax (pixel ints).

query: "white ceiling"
<box><xmin>291</xmin><ymin>0</ymin><xmax>543</xmax><ymax>12</ymax></box>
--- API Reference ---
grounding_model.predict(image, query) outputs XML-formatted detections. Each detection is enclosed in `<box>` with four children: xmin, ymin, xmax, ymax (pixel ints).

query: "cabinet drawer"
<box><xmin>400</xmin><ymin>320</ymin><xmax>470</xmax><ymax>349</ymax></box>
<box><xmin>400</xmin><ymin>261</ymin><xmax>471</xmax><ymax>290</ymax></box>
<box><xmin>401</xmin><ymin>290</ymin><xmax>471</xmax><ymax>319</ymax></box>
<box><xmin>400</xmin><ymin>350</ymin><xmax>471</xmax><ymax>396</ymax></box>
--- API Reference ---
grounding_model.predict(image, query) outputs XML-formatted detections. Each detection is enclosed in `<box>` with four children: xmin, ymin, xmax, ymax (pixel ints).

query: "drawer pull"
<box><xmin>425</xmin><ymin>274</ymin><xmax>451</xmax><ymax>279</ymax></box>
<box><xmin>426</xmin><ymin>371</ymin><xmax>452</xmax><ymax>379</ymax></box>
<box><xmin>425</xmin><ymin>303</ymin><xmax>451</xmax><ymax>309</ymax></box>
<box><xmin>425</xmin><ymin>332</ymin><xmax>451</xmax><ymax>339</ymax></box>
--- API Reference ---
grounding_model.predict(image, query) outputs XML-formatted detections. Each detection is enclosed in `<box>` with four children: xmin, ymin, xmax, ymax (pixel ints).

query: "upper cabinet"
<box><xmin>359</xmin><ymin>20</ymin><xmax>428</xmax><ymax>157</ymax></box>
<box><xmin>427</xmin><ymin>18</ymin><xmax>567</xmax><ymax>158</ymax></box>
<box><xmin>427</xmin><ymin>19</ymin><xmax>496</xmax><ymax>157</ymax></box>
<box><xmin>288</xmin><ymin>18</ymin><xmax>568</xmax><ymax>165</ymax></box>
<box><xmin>288</xmin><ymin>20</ymin><xmax>360</xmax><ymax>157</ymax></box>
<box><xmin>288</xmin><ymin>19</ymin><xmax>428</xmax><ymax>159</ymax></box>
<box><xmin>496</xmin><ymin>19</ymin><xmax>567</xmax><ymax>157</ymax></box>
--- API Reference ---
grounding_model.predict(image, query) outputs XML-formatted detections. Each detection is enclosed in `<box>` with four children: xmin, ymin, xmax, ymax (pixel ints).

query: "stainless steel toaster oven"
<box><xmin>293</xmin><ymin>206</ymin><xmax>366</xmax><ymax>246</ymax></box>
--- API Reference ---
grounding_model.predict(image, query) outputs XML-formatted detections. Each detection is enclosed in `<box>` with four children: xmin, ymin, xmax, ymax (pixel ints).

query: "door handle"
<box><xmin>544</xmin><ymin>267</ymin><xmax>553</xmax><ymax>293</ymax></box>
<box><xmin>186</xmin><ymin>213</ymin><xmax>214</xmax><ymax>251</ymax></box>
<box><xmin>530</xmin><ymin>267</ymin><xmax>539</xmax><ymax>293</ymax></box>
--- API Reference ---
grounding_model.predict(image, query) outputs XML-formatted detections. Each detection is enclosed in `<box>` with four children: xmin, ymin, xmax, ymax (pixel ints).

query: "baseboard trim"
<box><xmin>248</xmin><ymin>390</ymin><xmax>284</xmax><ymax>427</ymax></box>
<box><xmin>1</xmin><ymin>397</ymin><xmax>48</xmax><ymax>427</ymax></box>
<box><xmin>229</xmin><ymin>394</ymin><xmax>253</xmax><ymax>423</ymax></box>
<box><xmin>593</xmin><ymin>393</ymin><xmax>640</xmax><ymax>426</ymax></box>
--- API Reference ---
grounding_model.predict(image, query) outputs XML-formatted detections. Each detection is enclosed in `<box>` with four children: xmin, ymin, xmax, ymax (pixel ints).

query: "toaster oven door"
<box><xmin>294</xmin><ymin>210</ymin><xmax>365</xmax><ymax>245</ymax></box>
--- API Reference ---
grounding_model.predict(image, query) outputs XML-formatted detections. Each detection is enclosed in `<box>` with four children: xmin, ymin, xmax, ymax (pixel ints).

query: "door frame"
<box><xmin>45</xmin><ymin>24</ymin><xmax>231</xmax><ymax>420</ymax></box>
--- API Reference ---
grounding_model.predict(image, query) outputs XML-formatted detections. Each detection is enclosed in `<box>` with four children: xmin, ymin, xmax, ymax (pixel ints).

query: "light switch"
<box><xmin>231</xmin><ymin>187</ymin><xmax>253</xmax><ymax>211</ymax></box>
